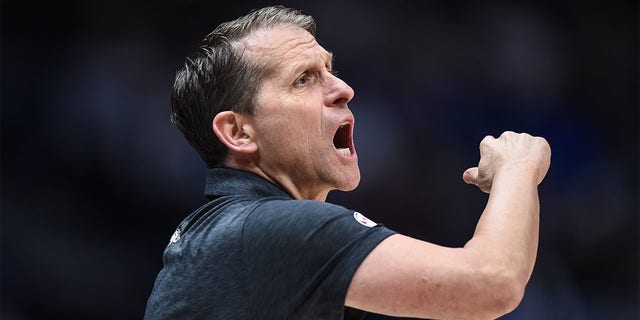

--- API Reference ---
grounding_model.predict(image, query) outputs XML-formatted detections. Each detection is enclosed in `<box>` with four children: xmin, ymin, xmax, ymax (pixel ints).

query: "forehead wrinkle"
<box><xmin>288</xmin><ymin>46</ymin><xmax>332</xmax><ymax>71</ymax></box>
<box><xmin>279</xmin><ymin>42</ymin><xmax>335</xmax><ymax>81</ymax></box>
<box><xmin>271</xmin><ymin>35</ymin><xmax>322</xmax><ymax>68</ymax></box>
<box><xmin>241</xmin><ymin>26</ymin><xmax>315</xmax><ymax>58</ymax></box>
<box><xmin>239</xmin><ymin>26</ymin><xmax>326</xmax><ymax>77</ymax></box>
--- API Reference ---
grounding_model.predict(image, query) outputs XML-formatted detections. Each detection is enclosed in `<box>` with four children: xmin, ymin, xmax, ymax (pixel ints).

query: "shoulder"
<box><xmin>237</xmin><ymin>199</ymin><xmax>394</xmax><ymax>318</ymax></box>
<box><xmin>252</xmin><ymin>198</ymin><xmax>351</xmax><ymax>219</ymax></box>
<box><xmin>244</xmin><ymin>198</ymin><xmax>361</xmax><ymax>233</ymax></box>
<box><xmin>242</xmin><ymin>198</ymin><xmax>391</xmax><ymax>251</ymax></box>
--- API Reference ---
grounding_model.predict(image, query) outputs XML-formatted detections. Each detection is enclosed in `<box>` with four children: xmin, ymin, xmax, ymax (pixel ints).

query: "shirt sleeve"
<box><xmin>240</xmin><ymin>199</ymin><xmax>396</xmax><ymax>320</ymax></box>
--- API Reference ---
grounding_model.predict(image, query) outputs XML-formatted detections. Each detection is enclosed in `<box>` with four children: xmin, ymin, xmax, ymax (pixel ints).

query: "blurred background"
<box><xmin>2</xmin><ymin>0</ymin><xmax>638</xmax><ymax>319</ymax></box>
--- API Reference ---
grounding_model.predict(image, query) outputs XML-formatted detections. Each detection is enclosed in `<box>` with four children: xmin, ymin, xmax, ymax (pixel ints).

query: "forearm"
<box><xmin>345</xmin><ymin>164</ymin><xmax>542</xmax><ymax>319</ymax></box>
<box><xmin>464</xmin><ymin>163</ymin><xmax>540</xmax><ymax>286</ymax></box>
<box><xmin>346</xmin><ymin>133</ymin><xmax>549</xmax><ymax>319</ymax></box>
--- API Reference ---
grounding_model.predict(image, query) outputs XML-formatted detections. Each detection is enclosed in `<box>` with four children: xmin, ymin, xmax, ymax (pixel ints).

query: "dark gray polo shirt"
<box><xmin>144</xmin><ymin>168</ymin><xmax>396</xmax><ymax>319</ymax></box>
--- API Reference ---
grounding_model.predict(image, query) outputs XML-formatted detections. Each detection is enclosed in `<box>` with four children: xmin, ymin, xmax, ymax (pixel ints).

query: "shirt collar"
<box><xmin>204</xmin><ymin>167</ymin><xmax>291</xmax><ymax>199</ymax></box>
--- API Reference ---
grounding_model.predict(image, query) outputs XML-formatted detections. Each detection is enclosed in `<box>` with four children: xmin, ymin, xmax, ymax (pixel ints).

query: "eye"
<box><xmin>296</xmin><ymin>74</ymin><xmax>309</xmax><ymax>85</ymax></box>
<box><xmin>294</xmin><ymin>73</ymin><xmax>315</xmax><ymax>87</ymax></box>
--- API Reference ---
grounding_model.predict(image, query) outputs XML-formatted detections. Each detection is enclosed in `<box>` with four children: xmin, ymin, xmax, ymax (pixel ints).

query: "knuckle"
<box><xmin>480</xmin><ymin>135</ymin><xmax>494</xmax><ymax>149</ymax></box>
<box><xmin>534</xmin><ymin>136</ymin><xmax>550</xmax><ymax>148</ymax></box>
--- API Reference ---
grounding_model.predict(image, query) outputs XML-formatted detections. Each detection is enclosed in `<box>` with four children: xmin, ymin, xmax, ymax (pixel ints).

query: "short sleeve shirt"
<box><xmin>144</xmin><ymin>168</ymin><xmax>396</xmax><ymax>319</ymax></box>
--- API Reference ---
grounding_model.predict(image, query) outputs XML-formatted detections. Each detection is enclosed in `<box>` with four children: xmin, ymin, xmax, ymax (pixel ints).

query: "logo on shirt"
<box><xmin>353</xmin><ymin>211</ymin><xmax>377</xmax><ymax>228</ymax></box>
<box><xmin>168</xmin><ymin>228</ymin><xmax>181</xmax><ymax>246</ymax></box>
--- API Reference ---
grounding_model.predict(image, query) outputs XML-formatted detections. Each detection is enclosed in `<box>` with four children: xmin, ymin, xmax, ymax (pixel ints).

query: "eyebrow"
<box><xmin>326</xmin><ymin>51</ymin><xmax>334</xmax><ymax>69</ymax></box>
<box><xmin>327</xmin><ymin>51</ymin><xmax>334</xmax><ymax>62</ymax></box>
<box><xmin>289</xmin><ymin>50</ymin><xmax>335</xmax><ymax>77</ymax></box>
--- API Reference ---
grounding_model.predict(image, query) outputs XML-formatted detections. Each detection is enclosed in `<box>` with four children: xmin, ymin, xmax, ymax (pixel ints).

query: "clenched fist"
<box><xmin>463</xmin><ymin>131</ymin><xmax>551</xmax><ymax>193</ymax></box>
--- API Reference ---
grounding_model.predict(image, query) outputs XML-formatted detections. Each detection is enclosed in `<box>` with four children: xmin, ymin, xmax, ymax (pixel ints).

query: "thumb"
<box><xmin>463</xmin><ymin>167</ymin><xmax>479</xmax><ymax>185</ymax></box>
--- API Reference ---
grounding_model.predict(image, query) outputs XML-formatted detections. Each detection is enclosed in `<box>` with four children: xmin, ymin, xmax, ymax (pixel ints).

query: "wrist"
<box><xmin>493</xmin><ymin>161</ymin><xmax>540</xmax><ymax>186</ymax></box>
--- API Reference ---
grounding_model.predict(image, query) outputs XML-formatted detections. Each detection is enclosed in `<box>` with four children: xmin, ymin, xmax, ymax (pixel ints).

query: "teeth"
<box><xmin>339</xmin><ymin>121</ymin><xmax>349</xmax><ymax>128</ymax></box>
<box><xmin>337</xmin><ymin>148</ymin><xmax>351</xmax><ymax>156</ymax></box>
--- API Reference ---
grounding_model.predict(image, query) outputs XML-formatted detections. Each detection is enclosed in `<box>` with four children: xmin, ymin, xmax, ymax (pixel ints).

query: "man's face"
<box><xmin>243</xmin><ymin>25</ymin><xmax>359</xmax><ymax>201</ymax></box>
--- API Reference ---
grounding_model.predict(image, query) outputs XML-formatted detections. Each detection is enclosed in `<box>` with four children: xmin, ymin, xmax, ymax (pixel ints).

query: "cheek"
<box><xmin>255</xmin><ymin>114</ymin><xmax>307</xmax><ymax>152</ymax></box>
<box><xmin>254</xmin><ymin>96</ymin><xmax>324</xmax><ymax>149</ymax></box>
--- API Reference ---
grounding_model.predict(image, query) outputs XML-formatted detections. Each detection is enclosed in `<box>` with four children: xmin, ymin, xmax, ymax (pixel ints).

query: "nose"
<box><xmin>324</xmin><ymin>72</ymin><xmax>355</xmax><ymax>107</ymax></box>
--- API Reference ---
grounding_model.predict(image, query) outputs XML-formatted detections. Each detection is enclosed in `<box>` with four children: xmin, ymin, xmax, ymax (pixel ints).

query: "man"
<box><xmin>145</xmin><ymin>6</ymin><xmax>551</xmax><ymax>320</ymax></box>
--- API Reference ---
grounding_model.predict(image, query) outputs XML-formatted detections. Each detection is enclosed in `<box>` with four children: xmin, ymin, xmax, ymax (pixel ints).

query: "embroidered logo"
<box><xmin>353</xmin><ymin>211</ymin><xmax>377</xmax><ymax>228</ymax></box>
<box><xmin>168</xmin><ymin>228</ymin><xmax>181</xmax><ymax>245</ymax></box>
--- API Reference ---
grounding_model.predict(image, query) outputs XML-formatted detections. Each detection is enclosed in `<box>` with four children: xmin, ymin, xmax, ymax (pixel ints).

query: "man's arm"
<box><xmin>345</xmin><ymin>131</ymin><xmax>551</xmax><ymax>320</ymax></box>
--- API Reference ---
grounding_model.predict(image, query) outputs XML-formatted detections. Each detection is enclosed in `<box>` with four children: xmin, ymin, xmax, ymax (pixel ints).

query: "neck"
<box><xmin>224</xmin><ymin>159</ymin><xmax>330</xmax><ymax>201</ymax></box>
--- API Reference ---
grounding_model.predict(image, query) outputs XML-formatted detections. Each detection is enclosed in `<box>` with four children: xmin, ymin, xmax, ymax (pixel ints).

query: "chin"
<box><xmin>339</xmin><ymin>183</ymin><xmax>359</xmax><ymax>192</ymax></box>
<box><xmin>337</xmin><ymin>170</ymin><xmax>361</xmax><ymax>191</ymax></box>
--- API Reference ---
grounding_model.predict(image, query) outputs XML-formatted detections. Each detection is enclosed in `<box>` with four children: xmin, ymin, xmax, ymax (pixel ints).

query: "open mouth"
<box><xmin>333</xmin><ymin>121</ymin><xmax>353</xmax><ymax>157</ymax></box>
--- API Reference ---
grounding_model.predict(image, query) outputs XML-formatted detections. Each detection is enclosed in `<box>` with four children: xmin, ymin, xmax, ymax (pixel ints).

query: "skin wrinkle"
<box><xmin>242</xmin><ymin>26</ymin><xmax>321</xmax><ymax>80</ymax></box>
<box><xmin>234</xmin><ymin>25</ymin><xmax>357</xmax><ymax>201</ymax></box>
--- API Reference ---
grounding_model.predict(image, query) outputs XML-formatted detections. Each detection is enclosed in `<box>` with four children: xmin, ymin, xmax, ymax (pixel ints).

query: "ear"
<box><xmin>212</xmin><ymin>111</ymin><xmax>258</xmax><ymax>155</ymax></box>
